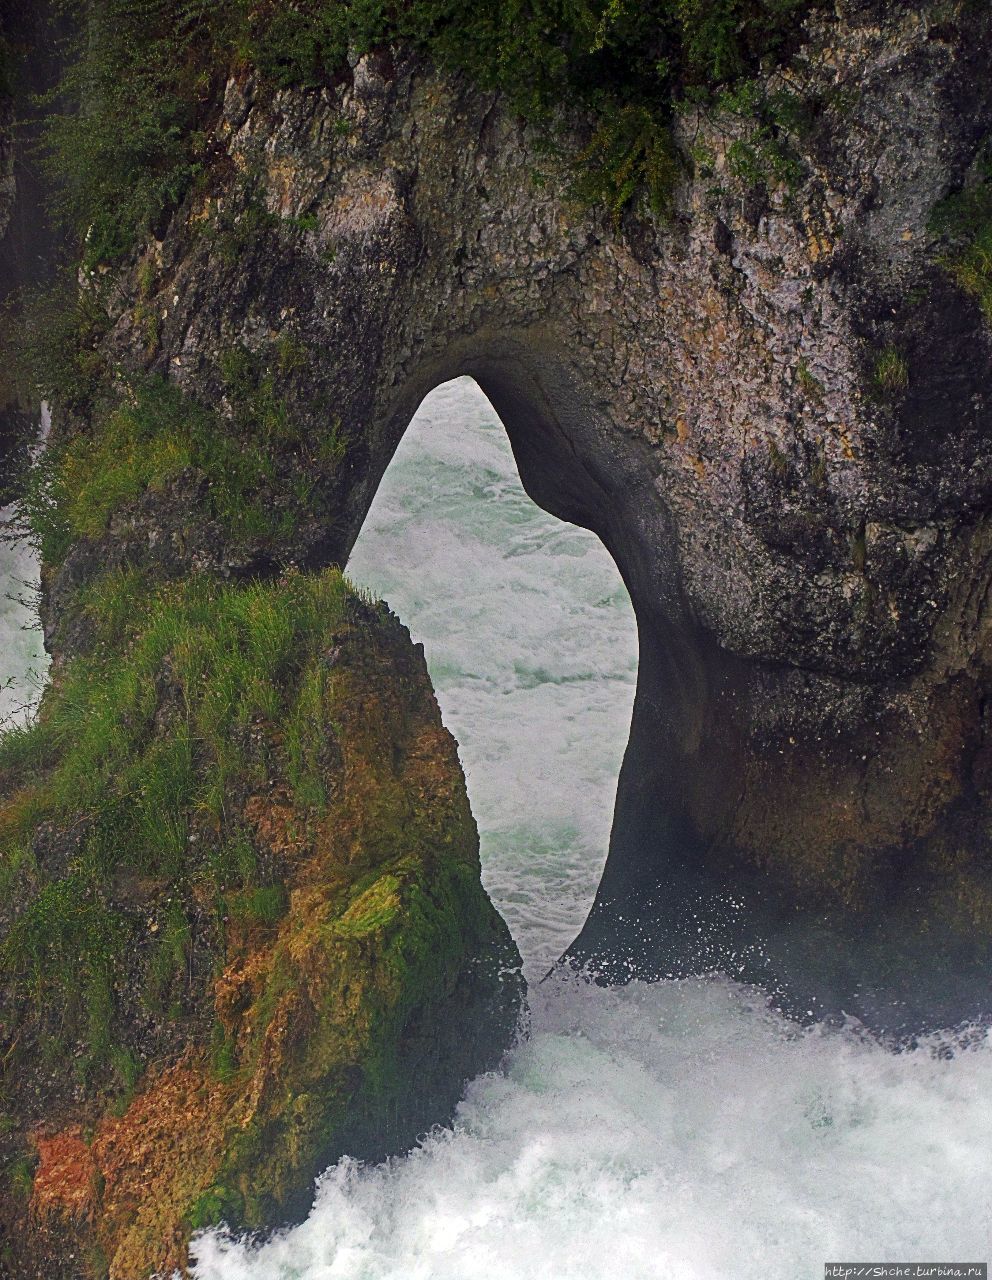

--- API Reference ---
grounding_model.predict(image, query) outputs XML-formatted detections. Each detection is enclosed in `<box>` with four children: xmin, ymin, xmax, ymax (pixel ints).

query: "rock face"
<box><xmin>3</xmin><ymin>0</ymin><xmax>992</xmax><ymax>1272</ymax></box>
<box><xmin>43</xmin><ymin>0</ymin><xmax>989</xmax><ymax>1034</ymax></box>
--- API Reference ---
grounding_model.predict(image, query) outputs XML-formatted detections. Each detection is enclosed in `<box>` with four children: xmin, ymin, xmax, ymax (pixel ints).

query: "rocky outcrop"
<box><xmin>0</xmin><ymin>574</ymin><xmax>521</xmax><ymax>1277</ymax></box>
<box><xmin>3</xmin><ymin>0</ymin><xmax>992</xmax><ymax>1272</ymax></box>
<box><xmin>39</xmin><ymin>0</ymin><xmax>990</xmax><ymax>1035</ymax></box>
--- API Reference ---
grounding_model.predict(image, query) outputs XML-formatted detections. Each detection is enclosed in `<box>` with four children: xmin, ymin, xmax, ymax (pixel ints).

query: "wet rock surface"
<box><xmin>55</xmin><ymin>1</ymin><xmax>992</xmax><ymax>1035</ymax></box>
<box><xmin>3</xmin><ymin>2</ymin><xmax>992</xmax><ymax>1273</ymax></box>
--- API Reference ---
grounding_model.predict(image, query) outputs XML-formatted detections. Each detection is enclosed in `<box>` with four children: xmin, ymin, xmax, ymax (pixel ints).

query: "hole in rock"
<box><xmin>346</xmin><ymin>376</ymin><xmax>638</xmax><ymax>979</ymax></box>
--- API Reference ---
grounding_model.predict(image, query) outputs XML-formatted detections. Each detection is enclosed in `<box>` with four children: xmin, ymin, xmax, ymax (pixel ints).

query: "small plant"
<box><xmin>5</xmin><ymin>1154</ymin><xmax>34</xmax><ymax>1200</ymax></box>
<box><xmin>873</xmin><ymin>346</ymin><xmax>909</xmax><ymax>395</ymax></box>
<box><xmin>281</xmin><ymin>212</ymin><xmax>319</xmax><ymax>235</ymax></box>
<box><xmin>572</xmin><ymin>103</ymin><xmax>681</xmax><ymax>223</ymax></box>
<box><xmin>796</xmin><ymin>357</ymin><xmax>824</xmax><ymax>402</ymax></box>
<box><xmin>717</xmin><ymin>80</ymin><xmax>807</xmax><ymax>196</ymax></box>
<box><xmin>930</xmin><ymin>146</ymin><xmax>992</xmax><ymax>324</ymax></box>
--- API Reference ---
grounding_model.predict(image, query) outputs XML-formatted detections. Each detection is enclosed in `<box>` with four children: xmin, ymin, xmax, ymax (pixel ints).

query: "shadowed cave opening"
<box><xmin>346</xmin><ymin>376</ymin><xmax>639</xmax><ymax>979</ymax></box>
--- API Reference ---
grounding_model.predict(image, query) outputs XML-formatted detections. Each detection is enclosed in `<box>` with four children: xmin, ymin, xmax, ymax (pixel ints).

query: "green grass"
<box><xmin>4</xmin><ymin>1154</ymin><xmax>34</xmax><ymax>1200</ymax></box>
<box><xmin>227</xmin><ymin>884</ymin><xmax>289</xmax><ymax>927</ymax></box>
<box><xmin>873</xmin><ymin>346</ymin><xmax>909</xmax><ymax>395</ymax></box>
<box><xmin>20</xmin><ymin>369</ymin><xmax>341</xmax><ymax>564</ymax></box>
<box><xmin>40</xmin><ymin>0</ymin><xmax>817</xmax><ymax>270</ymax></box>
<box><xmin>0</xmin><ymin>567</ymin><xmax>358</xmax><ymax>1064</ymax></box>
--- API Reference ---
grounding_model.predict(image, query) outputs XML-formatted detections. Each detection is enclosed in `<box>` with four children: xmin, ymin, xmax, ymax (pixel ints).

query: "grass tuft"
<box><xmin>873</xmin><ymin>346</ymin><xmax>909</xmax><ymax>395</ymax></box>
<box><xmin>0</xmin><ymin>567</ymin><xmax>356</xmax><ymax>1064</ymax></box>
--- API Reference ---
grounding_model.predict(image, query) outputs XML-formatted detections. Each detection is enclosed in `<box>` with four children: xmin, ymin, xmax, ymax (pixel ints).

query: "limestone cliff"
<box><xmin>2</xmin><ymin>0</ymin><xmax>992</xmax><ymax>1274</ymax></box>
<box><xmin>40</xmin><ymin>0</ymin><xmax>991</xmax><ymax>1032</ymax></box>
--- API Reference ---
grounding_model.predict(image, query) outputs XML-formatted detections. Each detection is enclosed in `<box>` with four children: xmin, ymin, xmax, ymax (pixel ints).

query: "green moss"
<box><xmin>930</xmin><ymin>145</ymin><xmax>992</xmax><ymax>324</ymax></box>
<box><xmin>0</xmin><ymin>568</ymin><xmax>355</xmax><ymax>1062</ymax></box>
<box><xmin>212</xmin><ymin>853</ymin><xmax>514</xmax><ymax>1228</ymax></box>
<box><xmin>186</xmin><ymin>1183</ymin><xmax>245</xmax><ymax>1231</ymax></box>
<box><xmin>336</xmin><ymin>873</ymin><xmax>402</xmax><ymax>938</ymax></box>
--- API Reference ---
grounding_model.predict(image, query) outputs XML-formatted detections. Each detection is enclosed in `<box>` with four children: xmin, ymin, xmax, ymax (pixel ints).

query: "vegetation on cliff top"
<box><xmin>43</xmin><ymin>0</ymin><xmax>815</xmax><ymax>266</ymax></box>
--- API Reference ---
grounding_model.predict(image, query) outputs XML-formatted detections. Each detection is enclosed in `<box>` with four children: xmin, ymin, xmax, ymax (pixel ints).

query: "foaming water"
<box><xmin>0</xmin><ymin>515</ymin><xmax>47</xmax><ymax>725</ymax></box>
<box><xmin>191</xmin><ymin>378</ymin><xmax>992</xmax><ymax>1278</ymax></box>
<box><xmin>195</xmin><ymin>979</ymin><xmax>992</xmax><ymax>1278</ymax></box>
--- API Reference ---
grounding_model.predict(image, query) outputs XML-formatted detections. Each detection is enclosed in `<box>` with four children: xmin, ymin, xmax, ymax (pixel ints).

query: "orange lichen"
<box><xmin>244</xmin><ymin>785</ymin><xmax>310</xmax><ymax>864</ymax></box>
<box><xmin>31</xmin><ymin>1128</ymin><xmax>99</xmax><ymax>1225</ymax></box>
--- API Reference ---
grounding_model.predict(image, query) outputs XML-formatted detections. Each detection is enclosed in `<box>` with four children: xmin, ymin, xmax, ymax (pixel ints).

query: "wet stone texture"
<box><xmin>4</xmin><ymin>1</ymin><xmax>992</xmax><ymax>1274</ymax></box>
<box><xmin>65</xmin><ymin>2</ymin><xmax>992</xmax><ymax>1033</ymax></box>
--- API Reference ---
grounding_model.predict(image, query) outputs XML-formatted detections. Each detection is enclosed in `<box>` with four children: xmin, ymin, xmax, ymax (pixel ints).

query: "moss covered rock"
<box><xmin>0</xmin><ymin>569</ymin><xmax>523</xmax><ymax>1278</ymax></box>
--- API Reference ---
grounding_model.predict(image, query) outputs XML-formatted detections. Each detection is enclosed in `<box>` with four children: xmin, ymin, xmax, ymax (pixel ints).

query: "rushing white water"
<box><xmin>0</xmin><ymin>381</ymin><xmax>988</xmax><ymax>1277</ymax></box>
<box><xmin>0</xmin><ymin>515</ymin><xmax>47</xmax><ymax>726</ymax></box>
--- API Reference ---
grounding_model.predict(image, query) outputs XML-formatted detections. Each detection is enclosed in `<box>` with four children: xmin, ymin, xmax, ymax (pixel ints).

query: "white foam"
<box><xmin>194</xmin><ymin>975</ymin><xmax>992</xmax><ymax>1279</ymax></box>
<box><xmin>0</xmin><ymin>513</ymin><xmax>47</xmax><ymax>726</ymax></box>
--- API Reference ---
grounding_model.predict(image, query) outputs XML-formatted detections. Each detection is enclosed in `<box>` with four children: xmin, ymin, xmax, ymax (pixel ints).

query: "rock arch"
<box><xmin>5</xmin><ymin>10</ymin><xmax>992</xmax><ymax>1272</ymax></box>
<box><xmin>45</xmin><ymin>17</ymin><xmax>992</xmax><ymax>1033</ymax></box>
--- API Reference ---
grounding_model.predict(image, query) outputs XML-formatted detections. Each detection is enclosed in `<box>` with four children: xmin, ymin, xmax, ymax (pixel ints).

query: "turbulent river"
<box><xmin>3</xmin><ymin>379</ymin><xmax>990</xmax><ymax>1278</ymax></box>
